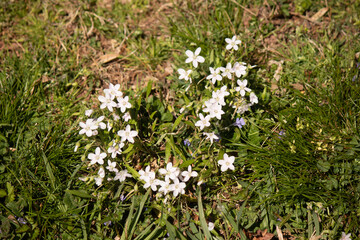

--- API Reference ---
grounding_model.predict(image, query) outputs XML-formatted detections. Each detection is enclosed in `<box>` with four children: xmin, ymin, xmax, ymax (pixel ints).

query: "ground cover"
<box><xmin>1</xmin><ymin>0</ymin><xmax>360</xmax><ymax>239</ymax></box>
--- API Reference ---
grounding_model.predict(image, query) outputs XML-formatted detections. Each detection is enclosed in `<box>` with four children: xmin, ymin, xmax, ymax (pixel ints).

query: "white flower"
<box><xmin>195</xmin><ymin>113</ymin><xmax>211</xmax><ymax>130</ymax></box>
<box><xmin>88</xmin><ymin>147</ymin><xmax>107</xmax><ymax>165</ymax></box>
<box><xmin>113</xmin><ymin>114</ymin><xmax>120</xmax><ymax>121</ymax></box>
<box><xmin>107</xmin><ymin>122</ymin><xmax>112</xmax><ymax>131</ymax></box>
<box><xmin>206</xmin><ymin>67</ymin><xmax>222</xmax><ymax>84</ymax></box>
<box><xmin>79</xmin><ymin>119</ymin><xmax>98</xmax><ymax>137</ymax></box>
<box><xmin>249</xmin><ymin>92</ymin><xmax>258</xmax><ymax>104</ymax></box>
<box><xmin>143</xmin><ymin>177</ymin><xmax>160</xmax><ymax>191</ymax></box>
<box><xmin>218</xmin><ymin>153</ymin><xmax>235</xmax><ymax>172</ymax></box>
<box><xmin>107</xmin><ymin>141</ymin><xmax>124</xmax><ymax>158</ymax></box>
<box><xmin>117</xmin><ymin>96</ymin><xmax>132</xmax><ymax>113</ymax></box>
<box><xmin>235</xmin><ymin>79</ymin><xmax>251</xmax><ymax>96</ymax></box>
<box><xmin>203</xmin><ymin>132</ymin><xmax>219</xmax><ymax>144</ymax></box>
<box><xmin>123</xmin><ymin>112</ymin><xmax>131</xmax><ymax>122</ymax></box>
<box><xmin>185</xmin><ymin>47</ymin><xmax>205</xmax><ymax>68</ymax></box>
<box><xmin>233</xmin><ymin>62</ymin><xmax>247</xmax><ymax>78</ymax></box>
<box><xmin>95</xmin><ymin>177</ymin><xmax>103</xmax><ymax>186</ymax></box>
<box><xmin>170</xmin><ymin>178</ymin><xmax>186</xmax><ymax>197</ymax></box>
<box><xmin>74</xmin><ymin>144</ymin><xmax>79</xmax><ymax>152</ymax></box>
<box><xmin>85</xmin><ymin>109</ymin><xmax>93</xmax><ymax>117</ymax></box>
<box><xmin>211</xmin><ymin>89</ymin><xmax>227</xmax><ymax>106</ymax></box>
<box><xmin>98</xmin><ymin>93</ymin><xmax>117</xmax><ymax>112</ymax></box>
<box><xmin>219</xmin><ymin>63</ymin><xmax>234</xmax><ymax>79</ymax></box>
<box><xmin>106</xmin><ymin>160</ymin><xmax>118</xmax><ymax>173</ymax></box>
<box><xmin>98</xmin><ymin>166</ymin><xmax>105</xmax><ymax>178</ymax></box>
<box><xmin>178</xmin><ymin>68</ymin><xmax>192</xmax><ymax>82</ymax></box>
<box><xmin>233</xmin><ymin>98</ymin><xmax>251</xmax><ymax>114</ymax></box>
<box><xmin>217</xmin><ymin>85</ymin><xmax>230</xmax><ymax>98</ymax></box>
<box><xmin>159</xmin><ymin>162</ymin><xmax>180</xmax><ymax>182</ymax></box>
<box><xmin>208</xmin><ymin>222</ymin><xmax>215</xmax><ymax>231</ymax></box>
<box><xmin>225</xmin><ymin>35</ymin><xmax>241</xmax><ymax>50</ymax></box>
<box><xmin>114</xmin><ymin>169</ymin><xmax>132</xmax><ymax>182</ymax></box>
<box><xmin>158</xmin><ymin>180</ymin><xmax>172</xmax><ymax>195</ymax></box>
<box><xmin>95</xmin><ymin>116</ymin><xmax>106</xmax><ymax>129</ymax></box>
<box><xmin>117</xmin><ymin>125</ymin><xmax>138</xmax><ymax>143</ymax></box>
<box><xmin>206</xmin><ymin>103</ymin><xmax>224</xmax><ymax>120</ymax></box>
<box><xmin>181</xmin><ymin>166</ymin><xmax>198</xmax><ymax>182</ymax></box>
<box><xmin>139</xmin><ymin>166</ymin><xmax>155</xmax><ymax>182</ymax></box>
<box><xmin>95</xmin><ymin>167</ymin><xmax>105</xmax><ymax>186</ymax></box>
<box><xmin>104</xmin><ymin>83</ymin><xmax>123</xmax><ymax>98</ymax></box>
<box><xmin>340</xmin><ymin>232</ymin><xmax>351</xmax><ymax>240</ymax></box>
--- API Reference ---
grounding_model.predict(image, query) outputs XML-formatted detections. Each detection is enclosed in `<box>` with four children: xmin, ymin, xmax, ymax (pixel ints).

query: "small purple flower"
<box><xmin>183</xmin><ymin>139</ymin><xmax>191</xmax><ymax>146</ymax></box>
<box><xmin>278</xmin><ymin>130</ymin><xmax>285</xmax><ymax>139</ymax></box>
<box><xmin>234</xmin><ymin>118</ymin><xmax>246</xmax><ymax>128</ymax></box>
<box><xmin>104</xmin><ymin>220</ymin><xmax>112</xmax><ymax>226</ymax></box>
<box><xmin>17</xmin><ymin>217</ymin><xmax>27</xmax><ymax>225</ymax></box>
<box><xmin>120</xmin><ymin>194</ymin><xmax>126</xmax><ymax>201</ymax></box>
<box><xmin>214</xmin><ymin>134</ymin><xmax>221</xmax><ymax>142</ymax></box>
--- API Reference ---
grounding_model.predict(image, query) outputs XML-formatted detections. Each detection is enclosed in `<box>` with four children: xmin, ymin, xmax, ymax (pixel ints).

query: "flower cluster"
<box><xmin>138</xmin><ymin>163</ymin><xmax>198</xmax><ymax>197</ymax></box>
<box><xmin>177</xmin><ymin>35</ymin><xmax>258</xmax><ymax>172</ymax></box>
<box><xmin>77</xmin><ymin>83</ymin><xmax>137</xmax><ymax>186</ymax></box>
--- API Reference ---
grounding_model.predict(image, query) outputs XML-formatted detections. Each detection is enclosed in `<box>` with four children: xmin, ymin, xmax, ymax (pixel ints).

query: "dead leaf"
<box><xmin>310</xmin><ymin>8</ymin><xmax>328</xmax><ymax>22</ymax></box>
<box><xmin>355</xmin><ymin>52</ymin><xmax>360</xmax><ymax>60</ymax></box>
<box><xmin>291</xmin><ymin>83</ymin><xmax>304</xmax><ymax>91</ymax></box>
<box><xmin>98</xmin><ymin>53</ymin><xmax>119</xmax><ymax>64</ymax></box>
<box><xmin>276</xmin><ymin>225</ymin><xmax>284</xmax><ymax>240</ymax></box>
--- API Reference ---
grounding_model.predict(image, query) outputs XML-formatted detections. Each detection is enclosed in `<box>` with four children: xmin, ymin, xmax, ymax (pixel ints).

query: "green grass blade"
<box><xmin>41</xmin><ymin>150</ymin><xmax>55</xmax><ymax>190</ymax></box>
<box><xmin>198</xmin><ymin>189</ymin><xmax>212</xmax><ymax>240</ymax></box>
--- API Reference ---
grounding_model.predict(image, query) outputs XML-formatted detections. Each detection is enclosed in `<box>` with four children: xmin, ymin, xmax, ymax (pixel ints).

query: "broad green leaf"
<box><xmin>172</xmin><ymin>113</ymin><xmax>185</xmax><ymax>131</ymax></box>
<box><xmin>146</xmin><ymin>80</ymin><xmax>153</xmax><ymax>98</ymax></box>
<box><xmin>65</xmin><ymin>190</ymin><xmax>92</xmax><ymax>199</ymax></box>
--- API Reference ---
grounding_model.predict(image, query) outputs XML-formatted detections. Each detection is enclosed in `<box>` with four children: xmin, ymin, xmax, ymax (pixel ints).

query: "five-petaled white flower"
<box><xmin>340</xmin><ymin>232</ymin><xmax>351</xmax><ymax>240</ymax></box>
<box><xmin>218</xmin><ymin>153</ymin><xmax>235</xmax><ymax>172</ymax></box>
<box><xmin>219</xmin><ymin>63</ymin><xmax>234</xmax><ymax>79</ymax></box>
<box><xmin>235</xmin><ymin>79</ymin><xmax>251</xmax><ymax>96</ymax></box>
<box><xmin>203</xmin><ymin>132</ymin><xmax>219</xmax><ymax>144</ymax></box>
<box><xmin>139</xmin><ymin>166</ymin><xmax>155</xmax><ymax>182</ymax></box>
<box><xmin>123</xmin><ymin>112</ymin><xmax>131</xmax><ymax>122</ymax></box>
<box><xmin>158</xmin><ymin>180</ymin><xmax>172</xmax><ymax>195</ymax></box>
<box><xmin>79</xmin><ymin>119</ymin><xmax>98</xmax><ymax>137</ymax></box>
<box><xmin>114</xmin><ymin>169</ymin><xmax>132</xmax><ymax>182</ymax></box>
<box><xmin>104</xmin><ymin>83</ymin><xmax>123</xmax><ymax>98</ymax></box>
<box><xmin>195</xmin><ymin>113</ymin><xmax>211</xmax><ymax>130</ymax></box>
<box><xmin>88</xmin><ymin>147</ymin><xmax>107</xmax><ymax>165</ymax></box>
<box><xmin>107</xmin><ymin>141</ymin><xmax>124</xmax><ymax>158</ymax></box>
<box><xmin>233</xmin><ymin>62</ymin><xmax>247</xmax><ymax>78</ymax></box>
<box><xmin>225</xmin><ymin>35</ymin><xmax>242</xmax><ymax>51</ymax></box>
<box><xmin>207</xmin><ymin>67</ymin><xmax>223</xmax><ymax>84</ymax></box>
<box><xmin>106</xmin><ymin>160</ymin><xmax>118</xmax><ymax>173</ymax></box>
<box><xmin>98</xmin><ymin>93</ymin><xmax>117</xmax><ymax>112</ymax></box>
<box><xmin>117</xmin><ymin>96</ymin><xmax>132</xmax><ymax>113</ymax></box>
<box><xmin>185</xmin><ymin>47</ymin><xmax>205</xmax><ymax>68</ymax></box>
<box><xmin>178</xmin><ymin>68</ymin><xmax>192</xmax><ymax>83</ymax></box>
<box><xmin>249</xmin><ymin>92</ymin><xmax>258</xmax><ymax>104</ymax></box>
<box><xmin>85</xmin><ymin>109</ymin><xmax>93</xmax><ymax>117</ymax></box>
<box><xmin>181</xmin><ymin>165</ymin><xmax>198</xmax><ymax>182</ymax></box>
<box><xmin>170</xmin><ymin>178</ymin><xmax>186</xmax><ymax>197</ymax></box>
<box><xmin>117</xmin><ymin>125</ymin><xmax>138</xmax><ymax>143</ymax></box>
<box><xmin>159</xmin><ymin>162</ymin><xmax>180</xmax><ymax>182</ymax></box>
<box><xmin>143</xmin><ymin>177</ymin><xmax>160</xmax><ymax>191</ymax></box>
<box><xmin>95</xmin><ymin>167</ymin><xmax>105</xmax><ymax>186</ymax></box>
